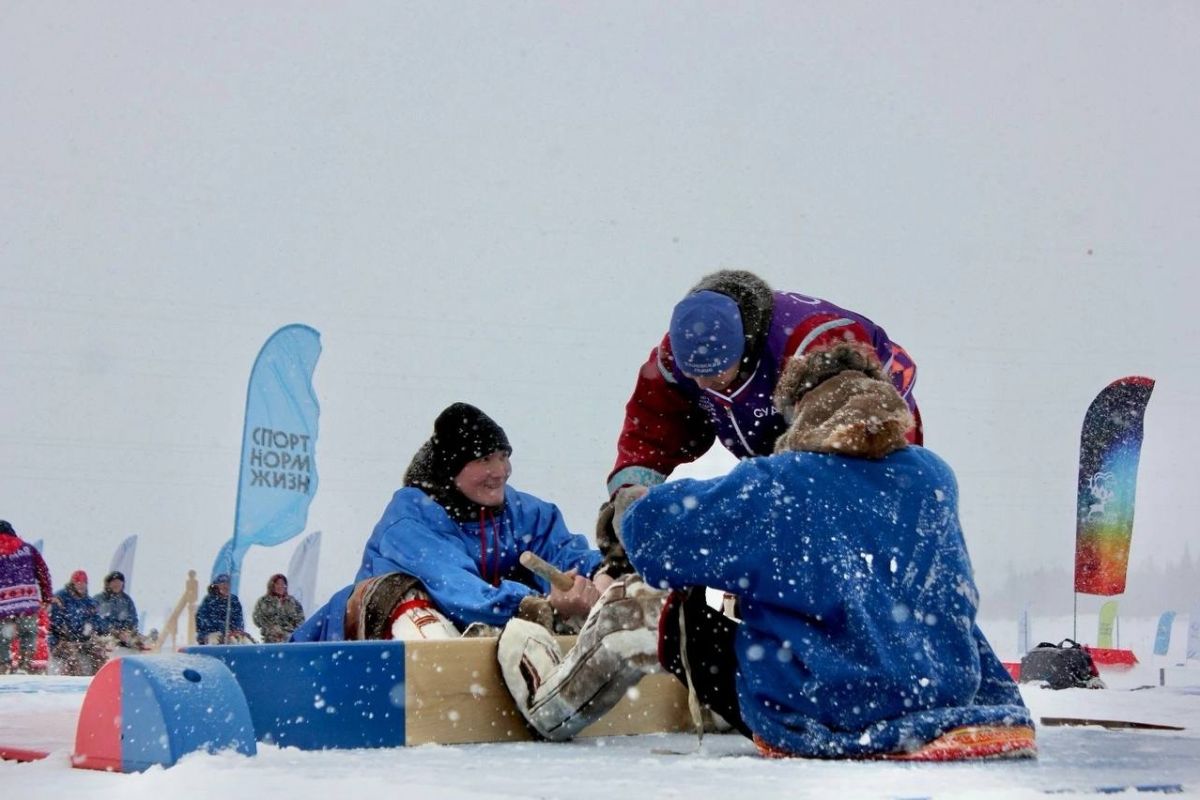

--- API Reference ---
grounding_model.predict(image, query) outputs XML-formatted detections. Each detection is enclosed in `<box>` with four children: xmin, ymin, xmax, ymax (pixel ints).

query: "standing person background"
<box><xmin>293</xmin><ymin>403</ymin><xmax>610</xmax><ymax>642</ymax></box>
<box><xmin>195</xmin><ymin>573</ymin><xmax>246</xmax><ymax>644</ymax></box>
<box><xmin>93</xmin><ymin>570</ymin><xmax>140</xmax><ymax>647</ymax></box>
<box><xmin>48</xmin><ymin>570</ymin><xmax>104</xmax><ymax>675</ymax></box>
<box><xmin>253</xmin><ymin>573</ymin><xmax>305</xmax><ymax>643</ymax></box>
<box><xmin>606</xmin><ymin>269</ymin><xmax>920</xmax><ymax>498</ymax></box>
<box><xmin>0</xmin><ymin>520</ymin><xmax>52</xmax><ymax>674</ymax></box>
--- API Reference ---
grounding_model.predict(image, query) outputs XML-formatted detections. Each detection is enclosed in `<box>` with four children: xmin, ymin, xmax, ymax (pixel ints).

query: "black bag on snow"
<box><xmin>1019</xmin><ymin>638</ymin><xmax>1105</xmax><ymax>690</ymax></box>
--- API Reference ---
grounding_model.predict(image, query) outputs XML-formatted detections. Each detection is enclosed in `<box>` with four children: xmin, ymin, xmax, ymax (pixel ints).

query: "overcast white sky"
<box><xmin>2</xmin><ymin>2</ymin><xmax>1197</xmax><ymax>627</ymax></box>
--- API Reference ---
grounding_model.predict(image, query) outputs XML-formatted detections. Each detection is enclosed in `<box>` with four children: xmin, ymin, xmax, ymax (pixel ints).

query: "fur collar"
<box><xmin>772</xmin><ymin>342</ymin><xmax>911</xmax><ymax>459</ymax></box>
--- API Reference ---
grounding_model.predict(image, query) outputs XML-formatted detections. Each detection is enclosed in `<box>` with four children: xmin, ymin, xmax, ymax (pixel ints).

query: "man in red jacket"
<box><xmin>0</xmin><ymin>520</ymin><xmax>53</xmax><ymax>674</ymax></box>
<box><xmin>608</xmin><ymin>269</ymin><xmax>921</xmax><ymax>497</ymax></box>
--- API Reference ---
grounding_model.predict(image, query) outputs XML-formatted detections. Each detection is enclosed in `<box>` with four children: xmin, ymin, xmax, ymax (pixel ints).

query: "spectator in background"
<box><xmin>49</xmin><ymin>570</ymin><xmax>104</xmax><ymax>676</ymax></box>
<box><xmin>93</xmin><ymin>570</ymin><xmax>142</xmax><ymax>648</ymax></box>
<box><xmin>0</xmin><ymin>520</ymin><xmax>53</xmax><ymax>674</ymax></box>
<box><xmin>195</xmin><ymin>573</ymin><xmax>247</xmax><ymax>644</ymax></box>
<box><xmin>252</xmin><ymin>573</ymin><xmax>305</xmax><ymax>643</ymax></box>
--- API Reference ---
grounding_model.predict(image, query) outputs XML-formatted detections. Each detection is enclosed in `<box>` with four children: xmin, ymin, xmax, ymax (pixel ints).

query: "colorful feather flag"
<box><xmin>1073</xmin><ymin>376</ymin><xmax>1154</xmax><ymax>596</ymax></box>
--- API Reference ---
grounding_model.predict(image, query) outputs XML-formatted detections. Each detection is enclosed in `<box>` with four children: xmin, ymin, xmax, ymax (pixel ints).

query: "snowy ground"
<box><xmin>3</xmin><ymin>659</ymin><xmax>1199</xmax><ymax>800</ymax></box>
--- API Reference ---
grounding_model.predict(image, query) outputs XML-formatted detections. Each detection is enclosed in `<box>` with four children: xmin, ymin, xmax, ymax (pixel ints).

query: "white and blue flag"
<box><xmin>215</xmin><ymin>324</ymin><xmax>322</xmax><ymax>594</ymax></box>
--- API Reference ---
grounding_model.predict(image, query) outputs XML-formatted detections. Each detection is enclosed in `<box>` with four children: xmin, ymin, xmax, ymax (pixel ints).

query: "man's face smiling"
<box><xmin>454</xmin><ymin>450</ymin><xmax>512</xmax><ymax>507</ymax></box>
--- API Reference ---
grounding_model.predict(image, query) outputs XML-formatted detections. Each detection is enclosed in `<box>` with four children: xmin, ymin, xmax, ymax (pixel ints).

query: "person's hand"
<box><xmin>592</xmin><ymin>572</ymin><xmax>616</xmax><ymax>597</ymax></box>
<box><xmin>547</xmin><ymin>571</ymin><xmax>601</xmax><ymax>620</ymax></box>
<box><xmin>611</xmin><ymin>485</ymin><xmax>649</xmax><ymax>543</ymax></box>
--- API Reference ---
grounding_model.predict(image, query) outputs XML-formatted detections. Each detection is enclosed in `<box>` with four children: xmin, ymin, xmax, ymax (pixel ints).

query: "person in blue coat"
<box><xmin>93</xmin><ymin>570</ymin><xmax>140</xmax><ymax>645</ymax></box>
<box><xmin>293</xmin><ymin>403</ymin><xmax>608</xmax><ymax>642</ymax></box>
<box><xmin>49</xmin><ymin>570</ymin><xmax>104</xmax><ymax>675</ymax></box>
<box><xmin>614</xmin><ymin>342</ymin><xmax>1034</xmax><ymax>760</ymax></box>
<box><xmin>195</xmin><ymin>573</ymin><xmax>246</xmax><ymax>644</ymax></box>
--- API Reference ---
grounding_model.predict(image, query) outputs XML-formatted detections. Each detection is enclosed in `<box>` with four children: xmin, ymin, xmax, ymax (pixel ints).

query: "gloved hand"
<box><xmin>611</xmin><ymin>485</ymin><xmax>649</xmax><ymax>544</ymax></box>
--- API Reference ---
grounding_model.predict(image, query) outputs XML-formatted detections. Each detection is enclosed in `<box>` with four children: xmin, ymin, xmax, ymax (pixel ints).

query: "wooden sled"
<box><xmin>183</xmin><ymin>636</ymin><xmax>692</xmax><ymax>749</ymax></box>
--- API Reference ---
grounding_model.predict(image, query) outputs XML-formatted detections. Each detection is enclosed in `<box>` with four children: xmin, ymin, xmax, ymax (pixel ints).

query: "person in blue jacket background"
<box><xmin>93</xmin><ymin>570</ymin><xmax>140</xmax><ymax>645</ymax></box>
<box><xmin>48</xmin><ymin>569</ymin><xmax>104</xmax><ymax>675</ymax></box>
<box><xmin>294</xmin><ymin>403</ymin><xmax>608</xmax><ymax>641</ymax></box>
<box><xmin>194</xmin><ymin>573</ymin><xmax>246</xmax><ymax>644</ymax></box>
<box><xmin>618</xmin><ymin>341</ymin><xmax>1035</xmax><ymax>760</ymax></box>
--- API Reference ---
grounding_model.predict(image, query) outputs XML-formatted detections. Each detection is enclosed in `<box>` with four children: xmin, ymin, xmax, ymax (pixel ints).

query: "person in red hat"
<box><xmin>48</xmin><ymin>569</ymin><xmax>104</xmax><ymax>675</ymax></box>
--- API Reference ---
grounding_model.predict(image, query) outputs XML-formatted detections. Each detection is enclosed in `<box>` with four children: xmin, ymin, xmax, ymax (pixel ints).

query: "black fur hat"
<box><xmin>404</xmin><ymin>403</ymin><xmax>512</xmax><ymax>521</ymax></box>
<box><xmin>430</xmin><ymin>403</ymin><xmax>511</xmax><ymax>478</ymax></box>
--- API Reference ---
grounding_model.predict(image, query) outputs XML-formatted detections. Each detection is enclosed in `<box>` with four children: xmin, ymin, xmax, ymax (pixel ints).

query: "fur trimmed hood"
<box><xmin>772</xmin><ymin>341</ymin><xmax>912</xmax><ymax>459</ymax></box>
<box><xmin>689</xmin><ymin>270</ymin><xmax>774</xmax><ymax>368</ymax></box>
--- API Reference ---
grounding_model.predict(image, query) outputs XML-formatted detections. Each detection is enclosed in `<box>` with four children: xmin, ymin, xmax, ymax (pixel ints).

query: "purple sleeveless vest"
<box><xmin>0</xmin><ymin>541</ymin><xmax>43</xmax><ymax>618</ymax></box>
<box><xmin>669</xmin><ymin>292</ymin><xmax>913</xmax><ymax>459</ymax></box>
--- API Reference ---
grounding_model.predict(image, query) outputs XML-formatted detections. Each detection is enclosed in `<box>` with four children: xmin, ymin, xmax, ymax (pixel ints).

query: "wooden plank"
<box><xmin>190</xmin><ymin>637</ymin><xmax>694</xmax><ymax>748</ymax></box>
<box><xmin>1039</xmin><ymin>716</ymin><xmax>1184</xmax><ymax>731</ymax></box>
<box><xmin>403</xmin><ymin>636</ymin><xmax>693</xmax><ymax>745</ymax></box>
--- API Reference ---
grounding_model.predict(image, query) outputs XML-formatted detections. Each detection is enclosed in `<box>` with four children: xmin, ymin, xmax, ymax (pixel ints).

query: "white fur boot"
<box><xmin>497</xmin><ymin>577</ymin><xmax>667</xmax><ymax>741</ymax></box>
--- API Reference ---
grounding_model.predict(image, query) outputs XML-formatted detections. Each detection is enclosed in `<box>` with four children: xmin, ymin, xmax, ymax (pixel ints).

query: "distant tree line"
<box><xmin>977</xmin><ymin>547</ymin><xmax>1199</xmax><ymax>618</ymax></box>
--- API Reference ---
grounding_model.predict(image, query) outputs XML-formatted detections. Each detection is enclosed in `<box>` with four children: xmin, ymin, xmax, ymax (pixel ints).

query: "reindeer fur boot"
<box><xmin>497</xmin><ymin>576</ymin><xmax>667</xmax><ymax>741</ymax></box>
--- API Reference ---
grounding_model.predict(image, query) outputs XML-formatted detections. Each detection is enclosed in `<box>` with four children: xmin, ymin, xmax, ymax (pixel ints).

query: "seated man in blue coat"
<box><xmin>294</xmin><ymin>403</ymin><xmax>611</xmax><ymax>641</ymax></box>
<box><xmin>499</xmin><ymin>342</ymin><xmax>1034</xmax><ymax>760</ymax></box>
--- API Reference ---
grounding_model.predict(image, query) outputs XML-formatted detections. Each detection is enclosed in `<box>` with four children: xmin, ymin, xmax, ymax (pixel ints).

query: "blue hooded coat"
<box><xmin>292</xmin><ymin>485</ymin><xmax>601</xmax><ymax>641</ymax></box>
<box><xmin>621</xmin><ymin>446</ymin><xmax>1030</xmax><ymax>758</ymax></box>
<box><xmin>49</xmin><ymin>585</ymin><xmax>100</xmax><ymax>645</ymax></box>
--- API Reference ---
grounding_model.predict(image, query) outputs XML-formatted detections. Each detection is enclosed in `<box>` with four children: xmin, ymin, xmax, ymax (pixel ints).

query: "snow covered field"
<box><xmin>3</xmin><ymin>620</ymin><xmax>1199</xmax><ymax>800</ymax></box>
<box><xmin>4</xmin><ymin>3</ymin><xmax>1200</xmax><ymax>797</ymax></box>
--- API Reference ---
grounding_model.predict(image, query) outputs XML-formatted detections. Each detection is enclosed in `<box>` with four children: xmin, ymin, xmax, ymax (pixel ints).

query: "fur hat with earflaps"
<box><xmin>772</xmin><ymin>341</ymin><xmax>913</xmax><ymax>459</ymax></box>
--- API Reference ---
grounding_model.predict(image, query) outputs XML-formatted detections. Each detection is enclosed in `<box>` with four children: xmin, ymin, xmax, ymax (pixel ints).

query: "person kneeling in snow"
<box><xmin>293</xmin><ymin>403</ymin><xmax>616</xmax><ymax>642</ymax></box>
<box><xmin>499</xmin><ymin>342</ymin><xmax>1034</xmax><ymax>760</ymax></box>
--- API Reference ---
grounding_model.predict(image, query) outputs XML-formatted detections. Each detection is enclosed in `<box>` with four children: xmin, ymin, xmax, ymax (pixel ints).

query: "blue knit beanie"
<box><xmin>668</xmin><ymin>291</ymin><xmax>745</xmax><ymax>376</ymax></box>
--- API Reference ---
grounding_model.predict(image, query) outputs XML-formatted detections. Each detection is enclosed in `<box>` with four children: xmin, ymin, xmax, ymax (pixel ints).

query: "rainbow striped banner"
<box><xmin>1073</xmin><ymin>376</ymin><xmax>1154</xmax><ymax>596</ymax></box>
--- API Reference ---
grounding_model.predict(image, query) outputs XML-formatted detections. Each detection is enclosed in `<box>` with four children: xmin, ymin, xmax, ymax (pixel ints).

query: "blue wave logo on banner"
<box><xmin>215</xmin><ymin>324</ymin><xmax>322</xmax><ymax>594</ymax></box>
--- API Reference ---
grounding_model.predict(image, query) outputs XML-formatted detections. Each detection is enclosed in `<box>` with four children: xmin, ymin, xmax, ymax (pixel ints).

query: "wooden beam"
<box><xmin>187</xmin><ymin>636</ymin><xmax>693</xmax><ymax>748</ymax></box>
<box><xmin>403</xmin><ymin>636</ymin><xmax>693</xmax><ymax>745</ymax></box>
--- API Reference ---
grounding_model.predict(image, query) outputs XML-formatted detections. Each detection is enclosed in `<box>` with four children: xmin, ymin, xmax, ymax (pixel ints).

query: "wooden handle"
<box><xmin>519</xmin><ymin>551</ymin><xmax>575</xmax><ymax>591</ymax></box>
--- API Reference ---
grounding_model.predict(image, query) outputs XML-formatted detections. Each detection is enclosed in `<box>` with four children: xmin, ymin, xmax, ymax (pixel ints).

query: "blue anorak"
<box><xmin>622</xmin><ymin>446</ymin><xmax>1030</xmax><ymax>758</ymax></box>
<box><xmin>294</xmin><ymin>485</ymin><xmax>601</xmax><ymax>641</ymax></box>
